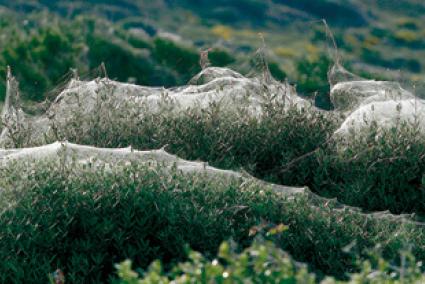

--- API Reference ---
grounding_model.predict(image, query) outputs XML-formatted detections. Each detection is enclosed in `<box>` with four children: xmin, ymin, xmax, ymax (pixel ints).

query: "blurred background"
<box><xmin>0</xmin><ymin>0</ymin><xmax>424</xmax><ymax>109</ymax></box>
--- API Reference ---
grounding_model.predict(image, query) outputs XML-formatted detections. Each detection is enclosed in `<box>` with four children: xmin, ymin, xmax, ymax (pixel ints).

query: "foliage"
<box><xmin>2</xmin><ymin>2</ymin><xmax>425</xmax><ymax>282</ymax></box>
<box><xmin>0</xmin><ymin>27</ymin><xmax>81</xmax><ymax>101</ymax></box>
<box><xmin>314</xmin><ymin>123</ymin><xmax>425</xmax><ymax>216</ymax></box>
<box><xmin>0</xmin><ymin>15</ymin><xmax>237</xmax><ymax>101</ymax></box>
<box><xmin>295</xmin><ymin>54</ymin><xmax>332</xmax><ymax>110</ymax></box>
<box><xmin>268</xmin><ymin>61</ymin><xmax>287</xmax><ymax>81</ymax></box>
<box><xmin>0</xmin><ymin>160</ymin><xmax>423</xmax><ymax>283</ymax></box>
<box><xmin>211</xmin><ymin>25</ymin><xmax>233</xmax><ymax>40</ymax></box>
<box><xmin>86</xmin><ymin>34</ymin><xmax>175</xmax><ymax>86</ymax></box>
<box><xmin>208</xmin><ymin>48</ymin><xmax>236</xmax><ymax>67</ymax></box>
<box><xmin>46</xmin><ymin>94</ymin><xmax>335</xmax><ymax>187</ymax></box>
<box><xmin>392</xmin><ymin>29</ymin><xmax>423</xmax><ymax>48</ymax></box>
<box><xmin>153</xmin><ymin>37</ymin><xmax>200</xmax><ymax>83</ymax></box>
<box><xmin>361</xmin><ymin>46</ymin><xmax>421</xmax><ymax>73</ymax></box>
<box><xmin>275</xmin><ymin>0</ymin><xmax>366</xmax><ymax>27</ymax></box>
<box><xmin>116</xmin><ymin>239</ymin><xmax>425</xmax><ymax>284</ymax></box>
<box><xmin>41</xmin><ymin>86</ymin><xmax>425</xmax><ymax>218</ymax></box>
<box><xmin>115</xmin><ymin>239</ymin><xmax>316</xmax><ymax>284</ymax></box>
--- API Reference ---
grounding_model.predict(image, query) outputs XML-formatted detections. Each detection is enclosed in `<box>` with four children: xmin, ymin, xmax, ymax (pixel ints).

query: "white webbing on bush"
<box><xmin>0</xmin><ymin>67</ymin><xmax>312</xmax><ymax>147</ymax></box>
<box><xmin>328</xmin><ymin>63</ymin><xmax>425</xmax><ymax>138</ymax></box>
<box><xmin>0</xmin><ymin>141</ymin><xmax>421</xmax><ymax>225</ymax></box>
<box><xmin>0</xmin><ymin>141</ymin><xmax>305</xmax><ymax>197</ymax></box>
<box><xmin>335</xmin><ymin>99</ymin><xmax>425</xmax><ymax>136</ymax></box>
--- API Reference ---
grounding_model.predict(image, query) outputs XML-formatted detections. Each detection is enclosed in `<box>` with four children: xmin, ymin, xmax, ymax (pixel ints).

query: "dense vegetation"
<box><xmin>39</xmin><ymin>92</ymin><xmax>425</xmax><ymax>219</ymax></box>
<box><xmin>0</xmin><ymin>12</ymin><xmax>288</xmax><ymax>103</ymax></box>
<box><xmin>2</xmin><ymin>0</ymin><xmax>425</xmax><ymax>106</ymax></box>
<box><xmin>1</xmin><ymin>1</ymin><xmax>425</xmax><ymax>283</ymax></box>
<box><xmin>116</xmin><ymin>239</ymin><xmax>425</xmax><ymax>283</ymax></box>
<box><xmin>1</xmin><ymin>159</ymin><xmax>424</xmax><ymax>283</ymax></box>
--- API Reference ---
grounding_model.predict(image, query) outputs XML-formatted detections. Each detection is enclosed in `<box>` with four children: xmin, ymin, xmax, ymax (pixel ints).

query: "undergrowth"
<box><xmin>0</xmin><ymin>160</ymin><xmax>423</xmax><ymax>283</ymax></box>
<box><xmin>115</xmin><ymin>239</ymin><xmax>425</xmax><ymax>284</ymax></box>
<box><xmin>315</xmin><ymin>123</ymin><xmax>425</xmax><ymax>216</ymax></box>
<box><xmin>39</xmin><ymin>87</ymin><xmax>425</xmax><ymax>217</ymax></box>
<box><xmin>45</xmin><ymin>89</ymin><xmax>336</xmax><ymax>188</ymax></box>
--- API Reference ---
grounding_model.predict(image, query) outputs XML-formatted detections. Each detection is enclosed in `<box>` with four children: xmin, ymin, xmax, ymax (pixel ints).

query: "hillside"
<box><xmin>0</xmin><ymin>1</ymin><xmax>424</xmax><ymax>108</ymax></box>
<box><xmin>1</xmin><ymin>57</ymin><xmax>425</xmax><ymax>282</ymax></box>
<box><xmin>2</xmin><ymin>1</ymin><xmax>425</xmax><ymax>283</ymax></box>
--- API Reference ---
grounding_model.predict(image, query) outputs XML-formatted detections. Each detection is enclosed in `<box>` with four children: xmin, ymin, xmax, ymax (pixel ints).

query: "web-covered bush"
<box><xmin>0</xmin><ymin>159</ymin><xmax>422</xmax><ymax>283</ymax></box>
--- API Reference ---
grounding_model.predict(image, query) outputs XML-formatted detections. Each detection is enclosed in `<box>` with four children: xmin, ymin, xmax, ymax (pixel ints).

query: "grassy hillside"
<box><xmin>0</xmin><ymin>1</ymin><xmax>424</xmax><ymax>106</ymax></box>
<box><xmin>2</xmin><ymin>2</ymin><xmax>425</xmax><ymax>282</ymax></box>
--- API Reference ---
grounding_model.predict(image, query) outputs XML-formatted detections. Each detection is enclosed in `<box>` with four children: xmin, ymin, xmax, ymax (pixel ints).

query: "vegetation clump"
<box><xmin>116</xmin><ymin>239</ymin><xmax>425</xmax><ymax>284</ymax></box>
<box><xmin>0</xmin><ymin>159</ymin><xmax>423</xmax><ymax>283</ymax></box>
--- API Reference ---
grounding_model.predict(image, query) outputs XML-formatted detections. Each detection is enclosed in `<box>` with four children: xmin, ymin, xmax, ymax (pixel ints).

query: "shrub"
<box><xmin>268</xmin><ymin>62</ymin><xmax>287</xmax><ymax>81</ymax></box>
<box><xmin>115</xmin><ymin>239</ymin><xmax>316</xmax><ymax>284</ymax></box>
<box><xmin>313</xmin><ymin>123</ymin><xmax>425</xmax><ymax>217</ymax></box>
<box><xmin>295</xmin><ymin>54</ymin><xmax>333</xmax><ymax>110</ymax></box>
<box><xmin>393</xmin><ymin>30</ymin><xmax>422</xmax><ymax>46</ymax></box>
<box><xmin>0</xmin><ymin>159</ymin><xmax>423</xmax><ymax>282</ymax></box>
<box><xmin>153</xmin><ymin>38</ymin><xmax>200</xmax><ymax>83</ymax></box>
<box><xmin>396</xmin><ymin>18</ymin><xmax>420</xmax><ymax>30</ymax></box>
<box><xmin>87</xmin><ymin>34</ymin><xmax>176</xmax><ymax>86</ymax></box>
<box><xmin>211</xmin><ymin>25</ymin><xmax>233</xmax><ymax>40</ymax></box>
<box><xmin>115</xmin><ymin>239</ymin><xmax>425</xmax><ymax>284</ymax></box>
<box><xmin>1</xmin><ymin>27</ymin><xmax>81</xmax><ymax>101</ymax></box>
<box><xmin>47</xmin><ymin>96</ymin><xmax>336</xmax><ymax>187</ymax></box>
<box><xmin>208</xmin><ymin>48</ymin><xmax>236</xmax><ymax>67</ymax></box>
<box><xmin>44</xmin><ymin>90</ymin><xmax>425</xmax><ymax>217</ymax></box>
<box><xmin>275</xmin><ymin>0</ymin><xmax>366</xmax><ymax>27</ymax></box>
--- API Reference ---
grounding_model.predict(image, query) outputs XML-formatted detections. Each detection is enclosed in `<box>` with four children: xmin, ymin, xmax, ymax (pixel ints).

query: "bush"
<box><xmin>116</xmin><ymin>239</ymin><xmax>425</xmax><ymax>284</ymax></box>
<box><xmin>0</xmin><ymin>15</ymin><xmax>220</xmax><ymax>101</ymax></box>
<box><xmin>360</xmin><ymin>46</ymin><xmax>421</xmax><ymax>73</ymax></box>
<box><xmin>313</xmin><ymin>123</ymin><xmax>425</xmax><ymax>216</ymax></box>
<box><xmin>153</xmin><ymin>38</ymin><xmax>200</xmax><ymax>83</ymax></box>
<box><xmin>1</xmin><ymin>27</ymin><xmax>81</xmax><ymax>101</ymax></box>
<box><xmin>87</xmin><ymin>34</ymin><xmax>176</xmax><ymax>86</ymax></box>
<box><xmin>0</xmin><ymin>160</ymin><xmax>423</xmax><ymax>283</ymax></box>
<box><xmin>268</xmin><ymin>62</ymin><xmax>287</xmax><ymax>81</ymax></box>
<box><xmin>47</xmin><ymin>96</ymin><xmax>336</xmax><ymax>187</ymax></box>
<box><xmin>115</xmin><ymin>239</ymin><xmax>316</xmax><ymax>284</ymax></box>
<box><xmin>295</xmin><ymin>54</ymin><xmax>333</xmax><ymax>110</ymax></box>
<box><xmin>275</xmin><ymin>0</ymin><xmax>366</xmax><ymax>27</ymax></box>
<box><xmin>208</xmin><ymin>48</ymin><xmax>236</xmax><ymax>67</ymax></box>
<box><xmin>392</xmin><ymin>29</ymin><xmax>423</xmax><ymax>48</ymax></box>
<box><xmin>45</xmin><ymin>91</ymin><xmax>425</xmax><ymax>217</ymax></box>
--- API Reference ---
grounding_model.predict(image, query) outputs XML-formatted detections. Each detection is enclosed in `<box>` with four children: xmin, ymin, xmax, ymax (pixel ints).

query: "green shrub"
<box><xmin>361</xmin><ymin>46</ymin><xmax>421</xmax><ymax>73</ymax></box>
<box><xmin>1</xmin><ymin>27</ymin><xmax>81</xmax><ymax>101</ymax></box>
<box><xmin>295</xmin><ymin>54</ymin><xmax>332</xmax><ymax>110</ymax></box>
<box><xmin>208</xmin><ymin>48</ymin><xmax>236</xmax><ymax>67</ymax></box>
<box><xmin>115</xmin><ymin>239</ymin><xmax>425</xmax><ymax>284</ymax></box>
<box><xmin>0</xmin><ymin>160</ymin><xmax>423</xmax><ymax>282</ymax></box>
<box><xmin>115</xmin><ymin>239</ymin><xmax>316</xmax><ymax>284</ymax></box>
<box><xmin>153</xmin><ymin>38</ymin><xmax>200</xmax><ymax>83</ymax></box>
<box><xmin>87</xmin><ymin>34</ymin><xmax>176</xmax><ymax>86</ymax></box>
<box><xmin>392</xmin><ymin>29</ymin><xmax>423</xmax><ymax>48</ymax></box>
<box><xmin>47</xmin><ymin>97</ymin><xmax>336</xmax><ymax>187</ymax></box>
<box><xmin>313</xmin><ymin>123</ymin><xmax>425</xmax><ymax>217</ymax></box>
<box><xmin>268</xmin><ymin>61</ymin><xmax>287</xmax><ymax>81</ymax></box>
<box><xmin>45</xmin><ymin>93</ymin><xmax>425</xmax><ymax>217</ymax></box>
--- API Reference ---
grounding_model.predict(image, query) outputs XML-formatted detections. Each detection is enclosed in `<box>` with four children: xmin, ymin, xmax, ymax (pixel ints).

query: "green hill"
<box><xmin>0</xmin><ymin>0</ymin><xmax>424</xmax><ymax>105</ymax></box>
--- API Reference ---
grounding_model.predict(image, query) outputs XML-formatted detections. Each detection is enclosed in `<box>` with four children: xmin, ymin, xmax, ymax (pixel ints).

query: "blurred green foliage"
<box><xmin>295</xmin><ymin>54</ymin><xmax>332</xmax><ymax>110</ymax></box>
<box><xmin>208</xmin><ymin>49</ymin><xmax>236</xmax><ymax>67</ymax></box>
<box><xmin>0</xmin><ymin>27</ymin><xmax>80</xmax><ymax>101</ymax></box>
<box><xmin>268</xmin><ymin>61</ymin><xmax>287</xmax><ymax>81</ymax></box>
<box><xmin>152</xmin><ymin>38</ymin><xmax>200</xmax><ymax>83</ymax></box>
<box><xmin>0</xmin><ymin>14</ymin><xmax>245</xmax><ymax>101</ymax></box>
